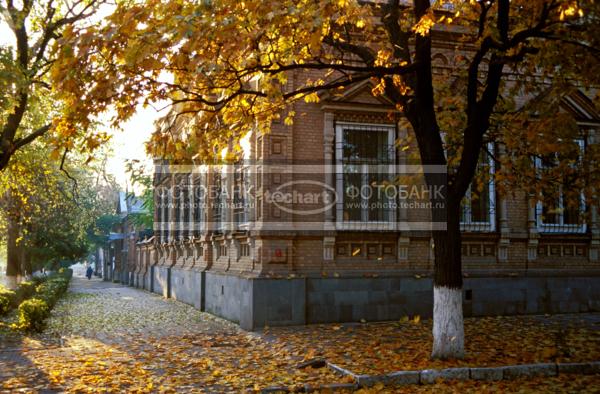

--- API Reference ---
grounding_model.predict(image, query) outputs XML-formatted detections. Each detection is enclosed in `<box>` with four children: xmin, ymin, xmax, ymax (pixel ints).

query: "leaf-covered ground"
<box><xmin>0</xmin><ymin>278</ymin><xmax>347</xmax><ymax>392</ymax></box>
<box><xmin>1</xmin><ymin>277</ymin><xmax>599</xmax><ymax>392</ymax></box>
<box><xmin>267</xmin><ymin>313</ymin><xmax>600</xmax><ymax>375</ymax></box>
<box><xmin>355</xmin><ymin>375</ymin><xmax>600</xmax><ymax>393</ymax></box>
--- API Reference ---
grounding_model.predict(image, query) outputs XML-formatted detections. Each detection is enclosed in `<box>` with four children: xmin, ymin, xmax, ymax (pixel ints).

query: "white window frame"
<box><xmin>183</xmin><ymin>174</ymin><xmax>193</xmax><ymax>239</ymax></box>
<box><xmin>158</xmin><ymin>185</ymin><xmax>168</xmax><ymax>243</ymax></box>
<box><xmin>212</xmin><ymin>169</ymin><xmax>227</xmax><ymax>233</ymax></box>
<box><xmin>166</xmin><ymin>189</ymin><xmax>173</xmax><ymax>242</ymax></box>
<box><xmin>536</xmin><ymin>139</ymin><xmax>586</xmax><ymax>234</ymax></box>
<box><xmin>460</xmin><ymin>142</ymin><xmax>496</xmax><ymax>232</ymax></box>
<box><xmin>335</xmin><ymin>122</ymin><xmax>397</xmax><ymax>231</ymax></box>
<box><xmin>234</xmin><ymin>164</ymin><xmax>252</xmax><ymax>230</ymax></box>
<box><xmin>192</xmin><ymin>172</ymin><xmax>206</xmax><ymax>236</ymax></box>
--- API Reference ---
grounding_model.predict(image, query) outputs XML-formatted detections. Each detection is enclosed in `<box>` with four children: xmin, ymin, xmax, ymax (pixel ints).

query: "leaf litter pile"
<box><xmin>355</xmin><ymin>374</ymin><xmax>600</xmax><ymax>393</ymax></box>
<box><xmin>267</xmin><ymin>313</ymin><xmax>600</xmax><ymax>375</ymax></box>
<box><xmin>1</xmin><ymin>288</ymin><xmax>347</xmax><ymax>392</ymax></box>
<box><xmin>1</xmin><ymin>282</ymin><xmax>599</xmax><ymax>393</ymax></box>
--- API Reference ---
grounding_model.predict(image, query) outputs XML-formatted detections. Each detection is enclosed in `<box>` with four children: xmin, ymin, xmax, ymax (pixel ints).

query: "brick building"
<box><xmin>106</xmin><ymin>192</ymin><xmax>151</xmax><ymax>284</ymax></box>
<box><xmin>130</xmin><ymin>58</ymin><xmax>600</xmax><ymax>331</ymax></box>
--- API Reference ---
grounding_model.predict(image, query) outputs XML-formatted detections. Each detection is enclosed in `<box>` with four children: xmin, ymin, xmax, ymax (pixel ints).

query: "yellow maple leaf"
<box><xmin>412</xmin><ymin>12</ymin><xmax>435</xmax><ymax>36</ymax></box>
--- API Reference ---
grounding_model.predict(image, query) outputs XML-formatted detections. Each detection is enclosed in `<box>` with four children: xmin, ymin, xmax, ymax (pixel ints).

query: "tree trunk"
<box><xmin>94</xmin><ymin>249</ymin><xmax>100</xmax><ymax>276</ymax></box>
<box><xmin>431</xmin><ymin>200</ymin><xmax>464</xmax><ymax>359</ymax></box>
<box><xmin>21</xmin><ymin>247</ymin><xmax>32</xmax><ymax>276</ymax></box>
<box><xmin>6</xmin><ymin>214</ymin><xmax>22</xmax><ymax>277</ymax></box>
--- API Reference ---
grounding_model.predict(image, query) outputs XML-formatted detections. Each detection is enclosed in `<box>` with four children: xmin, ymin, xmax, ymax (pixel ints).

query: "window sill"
<box><xmin>537</xmin><ymin>224</ymin><xmax>587</xmax><ymax>234</ymax></box>
<box><xmin>336</xmin><ymin>222</ymin><xmax>397</xmax><ymax>231</ymax></box>
<box><xmin>460</xmin><ymin>223</ymin><xmax>496</xmax><ymax>233</ymax></box>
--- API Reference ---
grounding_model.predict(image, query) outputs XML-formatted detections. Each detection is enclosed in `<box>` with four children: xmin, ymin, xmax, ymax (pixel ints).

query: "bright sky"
<box><xmin>105</xmin><ymin>107</ymin><xmax>161</xmax><ymax>190</ymax></box>
<box><xmin>0</xmin><ymin>16</ymin><xmax>160</xmax><ymax>192</ymax></box>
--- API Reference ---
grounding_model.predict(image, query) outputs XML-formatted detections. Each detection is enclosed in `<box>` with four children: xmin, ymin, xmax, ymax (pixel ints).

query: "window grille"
<box><xmin>234</xmin><ymin>164</ymin><xmax>251</xmax><ymax>229</ymax></box>
<box><xmin>335</xmin><ymin>123</ymin><xmax>397</xmax><ymax>231</ymax></box>
<box><xmin>535</xmin><ymin>139</ymin><xmax>586</xmax><ymax>234</ymax></box>
<box><xmin>193</xmin><ymin>174</ymin><xmax>205</xmax><ymax>236</ymax></box>
<box><xmin>212</xmin><ymin>172</ymin><xmax>226</xmax><ymax>233</ymax></box>
<box><xmin>164</xmin><ymin>190</ymin><xmax>171</xmax><ymax>242</ymax></box>
<box><xmin>182</xmin><ymin>175</ymin><xmax>191</xmax><ymax>239</ymax></box>
<box><xmin>460</xmin><ymin>143</ymin><xmax>496</xmax><ymax>232</ymax></box>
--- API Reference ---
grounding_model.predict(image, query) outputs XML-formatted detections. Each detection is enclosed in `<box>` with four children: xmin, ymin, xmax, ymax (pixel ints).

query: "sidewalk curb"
<box><xmin>325</xmin><ymin>360</ymin><xmax>600</xmax><ymax>388</ymax></box>
<box><xmin>254</xmin><ymin>361</ymin><xmax>600</xmax><ymax>392</ymax></box>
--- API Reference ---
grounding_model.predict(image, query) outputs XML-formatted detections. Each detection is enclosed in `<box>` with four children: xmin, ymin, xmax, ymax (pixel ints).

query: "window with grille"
<box><xmin>335</xmin><ymin>123</ymin><xmax>396</xmax><ymax>230</ymax></box>
<box><xmin>193</xmin><ymin>174</ymin><xmax>205</xmax><ymax>236</ymax></box>
<box><xmin>164</xmin><ymin>188</ymin><xmax>171</xmax><ymax>242</ymax></box>
<box><xmin>239</xmin><ymin>243</ymin><xmax>251</xmax><ymax>257</ymax></box>
<box><xmin>173</xmin><ymin>178</ymin><xmax>183</xmax><ymax>240</ymax></box>
<box><xmin>536</xmin><ymin>139</ymin><xmax>586</xmax><ymax>233</ymax></box>
<box><xmin>460</xmin><ymin>143</ymin><xmax>496</xmax><ymax>232</ymax></box>
<box><xmin>233</xmin><ymin>164</ymin><xmax>251</xmax><ymax>229</ymax></box>
<box><xmin>217</xmin><ymin>243</ymin><xmax>227</xmax><ymax>258</ymax></box>
<box><xmin>182</xmin><ymin>175</ymin><xmax>191</xmax><ymax>239</ymax></box>
<box><xmin>157</xmin><ymin>188</ymin><xmax>166</xmax><ymax>243</ymax></box>
<box><xmin>212</xmin><ymin>172</ymin><xmax>226</xmax><ymax>233</ymax></box>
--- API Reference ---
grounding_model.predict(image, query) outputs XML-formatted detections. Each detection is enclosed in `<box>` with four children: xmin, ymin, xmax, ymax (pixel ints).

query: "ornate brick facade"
<box><xmin>127</xmin><ymin>52</ymin><xmax>600</xmax><ymax>330</ymax></box>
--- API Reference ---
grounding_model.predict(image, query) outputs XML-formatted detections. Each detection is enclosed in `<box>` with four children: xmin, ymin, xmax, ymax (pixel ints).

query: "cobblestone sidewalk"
<box><xmin>1</xmin><ymin>277</ymin><xmax>600</xmax><ymax>392</ymax></box>
<box><xmin>0</xmin><ymin>277</ymin><xmax>342</xmax><ymax>392</ymax></box>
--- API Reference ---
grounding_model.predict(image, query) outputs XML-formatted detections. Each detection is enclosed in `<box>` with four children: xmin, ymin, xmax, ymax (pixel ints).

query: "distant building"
<box><xmin>105</xmin><ymin>192</ymin><xmax>152</xmax><ymax>284</ymax></box>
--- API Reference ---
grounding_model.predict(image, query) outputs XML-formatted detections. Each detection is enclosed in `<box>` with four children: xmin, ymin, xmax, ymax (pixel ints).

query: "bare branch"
<box><xmin>60</xmin><ymin>148</ymin><xmax>79</xmax><ymax>199</ymax></box>
<box><xmin>13</xmin><ymin>124</ymin><xmax>51</xmax><ymax>151</ymax></box>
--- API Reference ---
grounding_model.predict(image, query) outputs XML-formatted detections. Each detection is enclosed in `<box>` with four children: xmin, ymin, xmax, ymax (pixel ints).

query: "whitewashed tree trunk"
<box><xmin>432</xmin><ymin>286</ymin><xmax>465</xmax><ymax>359</ymax></box>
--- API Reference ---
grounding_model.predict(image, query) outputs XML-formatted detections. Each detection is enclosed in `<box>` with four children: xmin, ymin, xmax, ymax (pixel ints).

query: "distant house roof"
<box><xmin>108</xmin><ymin>232</ymin><xmax>125</xmax><ymax>241</ymax></box>
<box><xmin>116</xmin><ymin>191</ymin><xmax>146</xmax><ymax>217</ymax></box>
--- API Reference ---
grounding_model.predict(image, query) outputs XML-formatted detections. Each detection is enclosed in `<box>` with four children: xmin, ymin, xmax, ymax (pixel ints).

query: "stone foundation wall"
<box><xmin>144</xmin><ymin>269</ymin><xmax>152</xmax><ymax>291</ymax></box>
<box><xmin>152</xmin><ymin>266</ymin><xmax>170</xmax><ymax>298</ymax></box>
<box><xmin>134</xmin><ymin>272</ymin><xmax>147</xmax><ymax>289</ymax></box>
<box><xmin>307</xmin><ymin>277</ymin><xmax>432</xmax><ymax>323</ymax></box>
<box><xmin>147</xmin><ymin>270</ymin><xmax>600</xmax><ymax>330</ymax></box>
<box><xmin>121</xmin><ymin>271</ymin><xmax>130</xmax><ymax>286</ymax></box>
<box><xmin>204</xmin><ymin>272</ymin><xmax>253</xmax><ymax>327</ymax></box>
<box><xmin>464</xmin><ymin>276</ymin><xmax>600</xmax><ymax>316</ymax></box>
<box><xmin>170</xmin><ymin>268</ymin><xmax>204</xmax><ymax>309</ymax></box>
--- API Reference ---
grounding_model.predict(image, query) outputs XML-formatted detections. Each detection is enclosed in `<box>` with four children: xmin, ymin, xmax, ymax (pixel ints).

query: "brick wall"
<box><xmin>145</xmin><ymin>53</ymin><xmax>599</xmax><ymax>279</ymax></box>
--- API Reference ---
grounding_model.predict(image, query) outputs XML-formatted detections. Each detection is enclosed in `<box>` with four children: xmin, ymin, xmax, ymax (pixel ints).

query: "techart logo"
<box><xmin>264</xmin><ymin>180</ymin><xmax>337</xmax><ymax>216</ymax></box>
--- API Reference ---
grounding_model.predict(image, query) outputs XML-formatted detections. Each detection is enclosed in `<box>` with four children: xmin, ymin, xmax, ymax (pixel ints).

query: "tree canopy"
<box><xmin>49</xmin><ymin>0</ymin><xmax>600</xmax><ymax>358</ymax></box>
<box><xmin>0</xmin><ymin>0</ymin><xmax>108</xmax><ymax>171</ymax></box>
<box><xmin>0</xmin><ymin>141</ymin><xmax>118</xmax><ymax>274</ymax></box>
